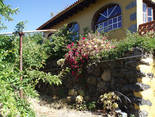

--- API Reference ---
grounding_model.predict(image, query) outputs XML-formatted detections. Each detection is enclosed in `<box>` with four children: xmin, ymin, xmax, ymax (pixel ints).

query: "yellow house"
<box><xmin>37</xmin><ymin>0</ymin><xmax>155</xmax><ymax>39</ymax></box>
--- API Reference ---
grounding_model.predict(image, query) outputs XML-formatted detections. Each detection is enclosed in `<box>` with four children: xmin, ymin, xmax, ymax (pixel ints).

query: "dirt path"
<box><xmin>29</xmin><ymin>97</ymin><xmax>102</xmax><ymax>117</ymax></box>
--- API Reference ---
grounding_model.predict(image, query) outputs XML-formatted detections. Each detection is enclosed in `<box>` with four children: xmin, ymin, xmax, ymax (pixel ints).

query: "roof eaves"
<box><xmin>37</xmin><ymin>0</ymin><xmax>85</xmax><ymax>30</ymax></box>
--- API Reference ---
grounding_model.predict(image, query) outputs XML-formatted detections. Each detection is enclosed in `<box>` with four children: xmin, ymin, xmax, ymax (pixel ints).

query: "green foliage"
<box><xmin>90</xmin><ymin>32</ymin><xmax>155</xmax><ymax>61</ymax></box>
<box><xmin>14</xmin><ymin>21</ymin><xmax>25</xmax><ymax>33</ymax></box>
<box><xmin>0</xmin><ymin>33</ymin><xmax>61</xmax><ymax>116</ymax></box>
<box><xmin>88</xmin><ymin>101</ymin><xmax>96</xmax><ymax>111</ymax></box>
<box><xmin>50</xmin><ymin>25</ymin><xmax>77</xmax><ymax>58</ymax></box>
<box><xmin>0</xmin><ymin>0</ymin><xmax>18</xmax><ymax>29</ymax></box>
<box><xmin>64</xmin><ymin>33</ymin><xmax>114</xmax><ymax>79</ymax></box>
<box><xmin>73</xmin><ymin>101</ymin><xmax>87</xmax><ymax>111</ymax></box>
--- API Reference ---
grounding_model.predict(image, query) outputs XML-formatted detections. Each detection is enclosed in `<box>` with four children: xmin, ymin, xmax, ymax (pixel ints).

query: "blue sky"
<box><xmin>2</xmin><ymin>0</ymin><xmax>77</xmax><ymax>32</ymax></box>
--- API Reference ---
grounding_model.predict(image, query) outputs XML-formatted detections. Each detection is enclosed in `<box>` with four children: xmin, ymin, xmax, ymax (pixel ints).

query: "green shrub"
<box><xmin>98</xmin><ymin>32</ymin><xmax>155</xmax><ymax>60</ymax></box>
<box><xmin>99</xmin><ymin>92</ymin><xmax>119</xmax><ymax>112</ymax></box>
<box><xmin>50</xmin><ymin>25</ymin><xmax>78</xmax><ymax>58</ymax></box>
<box><xmin>0</xmin><ymin>33</ymin><xmax>61</xmax><ymax>116</ymax></box>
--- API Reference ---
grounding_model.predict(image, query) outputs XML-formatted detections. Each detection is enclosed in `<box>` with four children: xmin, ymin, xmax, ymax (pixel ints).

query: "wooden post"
<box><xmin>19</xmin><ymin>32</ymin><xmax>24</xmax><ymax>98</ymax></box>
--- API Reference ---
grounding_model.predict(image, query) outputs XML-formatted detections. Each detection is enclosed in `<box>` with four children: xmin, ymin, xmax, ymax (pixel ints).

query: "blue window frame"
<box><xmin>68</xmin><ymin>23</ymin><xmax>79</xmax><ymax>41</ymax></box>
<box><xmin>95</xmin><ymin>4</ymin><xmax>122</xmax><ymax>33</ymax></box>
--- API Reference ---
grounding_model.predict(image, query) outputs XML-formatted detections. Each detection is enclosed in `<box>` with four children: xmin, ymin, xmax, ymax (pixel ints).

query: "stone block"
<box><xmin>122</xmin><ymin>83</ymin><xmax>150</xmax><ymax>92</ymax></box>
<box><xmin>68</xmin><ymin>89</ymin><xmax>78</xmax><ymax>96</ymax></box>
<box><xmin>141</xmin><ymin>57</ymin><xmax>153</xmax><ymax>65</ymax></box>
<box><xmin>101</xmin><ymin>70</ymin><xmax>111</xmax><ymax>81</ymax></box>
<box><xmin>139</xmin><ymin>110</ymin><xmax>148</xmax><ymax>117</ymax></box>
<box><xmin>87</xmin><ymin>76</ymin><xmax>97</xmax><ymax>85</ymax></box>
<box><xmin>137</xmin><ymin>64</ymin><xmax>152</xmax><ymax>74</ymax></box>
<box><xmin>133</xmin><ymin>97</ymin><xmax>152</xmax><ymax>106</ymax></box>
<box><xmin>87</xmin><ymin>65</ymin><xmax>101</xmax><ymax>77</ymax></box>
<box><xmin>78</xmin><ymin>89</ymin><xmax>85</xmax><ymax>96</ymax></box>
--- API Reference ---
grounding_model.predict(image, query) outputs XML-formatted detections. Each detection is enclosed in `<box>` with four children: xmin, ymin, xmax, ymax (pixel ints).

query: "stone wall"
<box><xmin>38</xmin><ymin>49</ymin><xmax>155</xmax><ymax>116</ymax></box>
<box><xmin>64</xmin><ymin>49</ymin><xmax>155</xmax><ymax>116</ymax></box>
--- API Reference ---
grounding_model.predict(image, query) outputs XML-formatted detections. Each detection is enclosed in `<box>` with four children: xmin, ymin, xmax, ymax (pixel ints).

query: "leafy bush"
<box><xmin>50</xmin><ymin>25</ymin><xmax>78</xmax><ymax>58</ymax></box>
<box><xmin>0</xmin><ymin>33</ymin><xmax>61</xmax><ymax>116</ymax></box>
<box><xmin>98</xmin><ymin>32</ymin><xmax>155</xmax><ymax>60</ymax></box>
<box><xmin>99</xmin><ymin>92</ymin><xmax>119</xmax><ymax>112</ymax></box>
<box><xmin>64</xmin><ymin>33</ymin><xmax>114</xmax><ymax>79</ymax></box>
<box><xmin>88</xmin><ymin>101</ymin><xmax>96</xmax><ymax>111</ymax></box>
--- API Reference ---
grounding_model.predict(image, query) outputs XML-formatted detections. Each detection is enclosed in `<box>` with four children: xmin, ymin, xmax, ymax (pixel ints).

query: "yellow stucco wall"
<box><xmin>135</xmin><ymin>56</ymin><xmax>155</xmax><ymax>117</ymax></box>
<box><xmin>49</xmin><ymin>0</ymin><xmax>138</xmax><ymax>39</ymax></box>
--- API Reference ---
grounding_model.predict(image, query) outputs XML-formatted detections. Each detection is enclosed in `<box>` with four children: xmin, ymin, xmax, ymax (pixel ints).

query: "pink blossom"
<box><xmin>72</xmin><ymin>71</ymin><xmax>75</xmax><ymax>75</ymax></box>
<box><xmin>67</xmin><ymin>44</ymin><xmax>71</xmax><ymax>49</ymax></box>
<box><xmin>71</xmin><ymin>42</ymin><xmax>74</xmax><ymax>46</ymax></box>
<box><xmin>111</xmin><ymin>46</ymin><xmax>115</xmax><ymax>48</ymax></box>
<box><xmin>82</xmin><ymin>37</ymin><xmax>86</xmax><ymax>40</ymax></box>
<box><xmin>75</xmin><ymin>52</ymin><xmax>79</xmax><ymax>56</ymax></box>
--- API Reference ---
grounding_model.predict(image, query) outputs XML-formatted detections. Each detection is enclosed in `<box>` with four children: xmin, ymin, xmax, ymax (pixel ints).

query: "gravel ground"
<box><xmin>29</xmin><ymin>97</ymin><xmax>102</xmax><ymax>117</ymax></box>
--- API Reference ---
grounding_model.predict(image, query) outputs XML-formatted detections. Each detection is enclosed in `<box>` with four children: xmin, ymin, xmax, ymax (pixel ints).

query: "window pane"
<box><xmin>97</xmin><ymin>15</ymin><xmax>106</xmax><ymax>23</ymax></box>
<box><xmin>95</xmin><ymin>4</ymin><xmax>122</xmax><ymax>32</ymax></box>
<box><xmin>148</xmin><ymin>17</ymin><xmax>153</xmax><ymax>22</ymax></box>
<box><xmin>113</xmin><ymin>17</ymin><xmax>117</xmax><ymax>23</ymax></box>
<box><xmin>109</xmin><ymin>25</ymin><xmax>112</xmax><ymax>31</ymax></box>
<box><xmin>118</xmin><ymin>16</ymin><xmax>121</xmax><ymax>21</ymax></box>
<box><xmin>108</xmin><ymin>19</ymin><xmax>112</xmax><ymax>25</ymax></box>
<box><xmin>104</xmin><ymin>21</ymin><xmax>108</xmax><ymax>26</ymax></box>
<box><xmin>113</xmin><ymin>23</ymin><xmax>117</xmax><ymax>29</ymax></box>
<box><xmin>118</xmin><ymin>22</ymin><xmax>122</xmax><ymax>28</ymax></box>
<box><xmin>68</xmin><ymin>23</ymin><xmax>79</xmax><ymax>41</ymax></box>
<box><xmin>143</xmin><ymin>3</ymin><xmax>147</xmax><ymax>12</ymax></box>
<box><xmin>143</xmin><ymin>13</ymin><xmax>147</xmax><ymax>23</ymax></box>
<box><xmin>110</xmin><ymin>5</ymin><xmax>121</xmax><ymax>17</ymax></box>
<box><xmin>148</xmin><ymin>7</ymin><xmax>152</xmax><ymax>16</ymax></box>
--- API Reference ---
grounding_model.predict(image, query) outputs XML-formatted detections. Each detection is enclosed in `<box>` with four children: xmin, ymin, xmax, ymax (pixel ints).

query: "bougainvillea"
<box><xmin>64</xmin><ymin>33</ymin><xmax>115</xmax><ymax>79</ymax></box>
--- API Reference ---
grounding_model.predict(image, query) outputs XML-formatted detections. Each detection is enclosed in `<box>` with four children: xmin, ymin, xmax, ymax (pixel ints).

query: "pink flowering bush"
<box><xmin>64</xmin><ymin>33</ymin><xmax>115</xmax><ymax>79</ymax></box>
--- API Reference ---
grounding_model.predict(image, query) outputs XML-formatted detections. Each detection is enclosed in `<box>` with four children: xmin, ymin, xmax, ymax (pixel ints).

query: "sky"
<box><xmin>1</xmin><ymin>0</ymin><xmax>77</xmax><ymax>33</ymax></box>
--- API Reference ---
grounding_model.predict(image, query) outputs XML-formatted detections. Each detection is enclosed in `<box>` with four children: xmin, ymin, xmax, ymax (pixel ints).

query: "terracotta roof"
<box><xmin>37</xmin><ymin>0</ymin><xmax>96</xmax><ymax>30</ymax></box>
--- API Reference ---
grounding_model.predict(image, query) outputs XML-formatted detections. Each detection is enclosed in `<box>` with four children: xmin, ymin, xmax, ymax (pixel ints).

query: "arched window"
<box><xmin>94</xmin><ymin>4</ymin><xmax>122</xmax><ymax>33</ymax></box>
<box><xmin>143</xmin><ymin>2</ymin><xmax>153</xmax><ymax>23</ymax></box>
<box><xmin>68</xmin><ymin>22</ymin><xmax>80</xmax><ymax>41</ymax></box>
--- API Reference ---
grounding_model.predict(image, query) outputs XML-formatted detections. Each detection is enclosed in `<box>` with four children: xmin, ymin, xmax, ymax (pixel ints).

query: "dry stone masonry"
<box><xmin>39</xmin><ymin>49</ymin><xmax>155</xmax><ymax>117</ymax></box>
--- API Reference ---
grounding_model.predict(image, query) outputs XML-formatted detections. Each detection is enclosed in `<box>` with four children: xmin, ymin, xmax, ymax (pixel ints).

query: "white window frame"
<box><xmin>95</xmin><ymin>5</ymin><xmax>122</xmax><ymax>33</ymax></box>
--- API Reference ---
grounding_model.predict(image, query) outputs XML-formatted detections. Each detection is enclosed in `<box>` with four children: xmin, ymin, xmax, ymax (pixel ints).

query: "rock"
<box><xmin>87</xmin><ymin>64</ymin><xmax>101</xmax><ymax>77</ymax></box>
<box><xmin>87</xmin><ymin>76</ymin><xmax>97</xmax><ymax>85</ymax></box>
<box><xmin>52</xmin><ymin>95</ymin><xmax>58</xmax><ymax>100</ymax></box>
<box><xmin>133</xmin><ymin>97</ymin><xmax>152</xmax><ymax>106</ymax></box>
<box><xmin>97</xmin><ymin>81</ymin><xmax>106</xmax><ymax>89</ymax></box>
<box><xmin>75</xmin><ymin>95</ymin><xmax>84</xmax><ymax>104</ymax></box>
<box><xmin>147</xmin><ymin>73</ymin><xmax>154</xmax><ymax>78</ymax></box>
<box><xmin>101</xmin><ymin>70</ymin><xmax>111</xmax><ymax>81</ymax></box>
<box><xmin>66</xmin><ymin>96</ymin><xmax>72</xmax><ymax>102</ymax></box>
<box><xmin>125</xmin><ymin>60</ymin><xmax>138</xmax><ymax>68</ymax></box>
<box><xmin>141</xmin><ymin>56</ymin><xmax>153</xmax><ymax>65</ymax></box>
<box><xmin>115</xmin><ymin>109</ymin><xmax>127</xmax><ymax>117</ymax></box>
<box><xmin>133</xmin><ymin>48</ymin><xmax>143</xmax><ymax>56</ymax></box>
<box><xmin>139</xmin><ymin>110</ymin><xmax>148</xmax><ymax>117</ymax></box>
<box><xmin>84</xmin><ymin>96</ymin><xmax>90</xmax><ymax>101</ymax></box>
<box><xmin>122</xmin><ymin>83</ymin><xmax>150</xmax><ymax>92</ymax></box>
<box><xmin>137</xmin><ymin>64</ymin><xmax>152</xmax><ymax>74</ymax></box>
<box><xmin>68</xmin><ymin>89</ymin><xmax>78</xmax><ymax>96</ymax></box>
<box><xmin>78</xmin><ymin>90</ymin><xmax>85</xmax><ymax>96</ymax></box>
<box><xmin>136</xmin><ymin>83</ymin><xmax>150</xmax><ymax>91</ymax></box>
